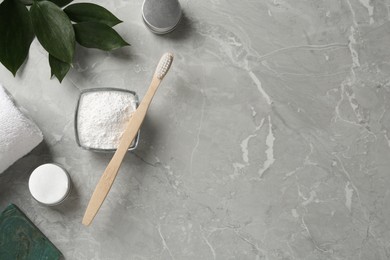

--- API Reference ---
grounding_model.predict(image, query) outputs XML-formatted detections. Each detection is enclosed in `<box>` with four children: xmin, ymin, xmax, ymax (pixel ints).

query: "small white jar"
<box><xmin>28</xmin><ymin>163</ymin><xmax>71</xmax><ymax>206</ymax></box>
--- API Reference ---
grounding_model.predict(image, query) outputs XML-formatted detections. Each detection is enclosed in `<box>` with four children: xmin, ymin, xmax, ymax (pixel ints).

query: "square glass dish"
<box><xmin>74</xmin><ymin>88</ymin><xmax>140</xmax><ymax>152</ymax></box>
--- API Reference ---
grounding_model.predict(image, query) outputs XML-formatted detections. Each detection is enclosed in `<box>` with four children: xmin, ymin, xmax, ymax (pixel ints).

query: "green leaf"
<box><xmin>30</xmin><ymin>0</ymin><xmax>75</xmax><ymax>64</ymax></box>
<box><xmin>0</xmin><ymin>0</ymin><xmax>34</xmax><ymax>76</ymax></box>
<box><xmin>18</xmin><ymin>0</ymin><xmax>33</xmax><ymax>5</ymax></box>
<box><xmin>49</xmin><ymin>54</ymin><xmax>70</xmax><ymax>82</ymax></box>
<box><xmin>73</xmin><ymin>22</ymin><xmax>129</xmax><ymax>51</ymax></box>
<box><xmin>64</xmin><ymin>3</ymin><xmax>122</xmax><ymax>27</ymax></box>
<box><xmin>19</xmin><ymin>0</ymin><xmax>72</xmax><ymax>7</ymax></box>
<box><xmin>47</xmin><ymin>0</ymin><xmax>73</xmax><ymax>8</ymax></box>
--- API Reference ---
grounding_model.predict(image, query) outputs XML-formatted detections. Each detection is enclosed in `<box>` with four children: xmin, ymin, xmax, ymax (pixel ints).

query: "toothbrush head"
<box><xmin>155</xmin><ymin>52</ymin><xmax>174</xmax><ymax>80</ymax></box>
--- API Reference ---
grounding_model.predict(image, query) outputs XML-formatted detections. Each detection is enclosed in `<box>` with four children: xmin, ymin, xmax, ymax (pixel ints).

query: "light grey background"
<box><xmin>1</xmin><ymin>0</ymin><xmax>390</xmax><ymax>259</ymax></box>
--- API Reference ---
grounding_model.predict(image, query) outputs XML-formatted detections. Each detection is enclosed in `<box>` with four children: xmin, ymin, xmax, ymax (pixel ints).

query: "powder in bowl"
<box><xmin>75</xmin><ymin>89</ymin><xmax>139</xmax><ymax>151</ymax></box>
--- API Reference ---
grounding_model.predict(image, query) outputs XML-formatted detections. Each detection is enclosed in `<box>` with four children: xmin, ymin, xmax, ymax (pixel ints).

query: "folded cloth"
<box><xmin>0</xmin><ymin>85</ymin><xmax>43</xmax><ymax>173</ymax></box>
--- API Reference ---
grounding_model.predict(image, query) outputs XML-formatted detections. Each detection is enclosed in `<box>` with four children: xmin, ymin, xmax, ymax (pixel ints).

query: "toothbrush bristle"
<box><xmin>156</xmin><ymin>53</ymin><xmax>174</xmax><ymax>79</ymax></box>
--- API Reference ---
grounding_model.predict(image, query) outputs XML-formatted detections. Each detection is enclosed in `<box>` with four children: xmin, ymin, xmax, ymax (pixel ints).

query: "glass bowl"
<box><xmin>74</xmin><ymin>88</ymin><xmax>140</xmax><ymax>152</ymax></box>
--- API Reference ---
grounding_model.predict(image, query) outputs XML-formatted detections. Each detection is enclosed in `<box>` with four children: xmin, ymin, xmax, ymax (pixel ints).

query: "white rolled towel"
<box><xmin>0</xmin><ymin>85</ymin><xmax>43</xmax><ymax>173</ymax></box>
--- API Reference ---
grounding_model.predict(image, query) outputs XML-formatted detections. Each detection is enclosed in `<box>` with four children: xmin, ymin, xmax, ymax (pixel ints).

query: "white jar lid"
<box><xmin>29</xmin><ymin>163</ymin><xmax>71</xmax><ymax>206</ymax></box>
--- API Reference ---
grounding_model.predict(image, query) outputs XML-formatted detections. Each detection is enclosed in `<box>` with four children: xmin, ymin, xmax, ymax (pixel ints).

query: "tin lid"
<box><xmin>142</xmin><ymin>0</ymin><xmax>182</xmax><ymax>34</ymax></box>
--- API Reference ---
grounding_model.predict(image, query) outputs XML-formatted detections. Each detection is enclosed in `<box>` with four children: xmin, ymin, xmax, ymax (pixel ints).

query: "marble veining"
<box><xmin>1</xmin><ymin>0</ymin><xmax>390</xmax><ymax>259</ymax></box>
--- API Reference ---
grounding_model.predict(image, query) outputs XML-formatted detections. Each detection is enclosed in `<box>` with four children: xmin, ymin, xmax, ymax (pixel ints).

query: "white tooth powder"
<box><xmin>76</xmin><ymin>90</ymin><xmax>138</xmax><ymax>150</ymax></box>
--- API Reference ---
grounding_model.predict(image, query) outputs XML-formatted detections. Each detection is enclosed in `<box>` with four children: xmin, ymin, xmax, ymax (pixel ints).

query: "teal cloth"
<box><xmin>0</xmin><ymin>204</ymin><xmax>63</xmax><ymax>260</ymax></box>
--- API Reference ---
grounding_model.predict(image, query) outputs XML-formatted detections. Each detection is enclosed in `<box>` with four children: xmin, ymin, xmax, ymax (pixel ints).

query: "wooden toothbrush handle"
<box><xmin>82</xmin><ymin>77</ymin><xmax>162</xmax><ymax>226</ymax></box>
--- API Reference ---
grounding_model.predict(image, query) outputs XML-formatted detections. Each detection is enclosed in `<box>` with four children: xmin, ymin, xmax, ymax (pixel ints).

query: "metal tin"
<box><xmin>74</xmin><ymin>88</ymin><xmax>140</xmax><ymax>153</ymax></box>
<box><xmin>28</xmin><ymin>163</ymin><xmax>72</xmax><ymax>206</ymax></box>
<box><xmin>142</xmin><ymin>0</ymin><xmax>182</xmax><ymax>34</ymax></box>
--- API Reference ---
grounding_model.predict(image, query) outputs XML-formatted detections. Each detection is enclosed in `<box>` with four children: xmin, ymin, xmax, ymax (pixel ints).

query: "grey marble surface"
<box><xmin>1</xmin><ymin>0</ymin><xmax>390</xmax><ymax>259</ymax></box>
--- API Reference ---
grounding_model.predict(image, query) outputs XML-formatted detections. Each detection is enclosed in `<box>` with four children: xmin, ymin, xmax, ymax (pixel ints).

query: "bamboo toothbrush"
<box><xmin>82</xmin><ymin>53</ymin><xmax>174</xmax><ymax>226</ymax></box>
